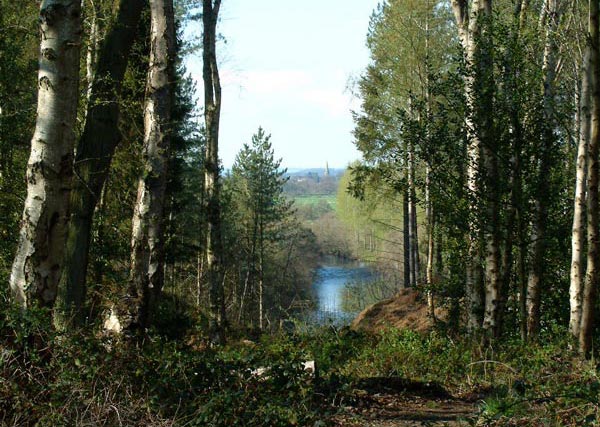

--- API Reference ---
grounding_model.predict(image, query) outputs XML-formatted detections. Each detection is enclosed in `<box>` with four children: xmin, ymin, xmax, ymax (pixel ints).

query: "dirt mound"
<box><xmin>350</xmin><ymin>289</ymin><xmax>445</xmax><ymax>334</ymax></box>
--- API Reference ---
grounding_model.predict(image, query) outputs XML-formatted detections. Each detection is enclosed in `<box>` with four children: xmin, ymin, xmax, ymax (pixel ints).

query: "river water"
<box><xmin>308</xmin><ymin>261</ymin><xmax>375</xmax><ymax>325</ymax></box>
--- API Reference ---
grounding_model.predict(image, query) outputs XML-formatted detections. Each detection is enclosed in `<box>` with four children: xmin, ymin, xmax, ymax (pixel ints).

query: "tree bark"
<box><xmin>526</xmin><ymin>0</ymin><xmax>563</xmax><ymax>339</ymax></box>
<box><xmin>451</xmin><ymin>0</ymin><xmax>493</xmax><ymax>332</ymax></box>
<box><xmin>403</xmin><ymin>185</ymin><xmax>410</xmax><ymax>288</ymax></box>
<box><xmin>426</xmin><ymin>166</ymin><xmax>435</xmax><ymax>319</ymax></box>
<box><xmin>580</xmin><ymin>0</ymin><xmax>599</xmax><ymax>357</ymax></box>
<box><xmin>127</xmin><ymin>0</ymin><xmax>175</xmax><ymax>330</ymax></box>
<box><xmin>569</xmin><ymin>46</ymin><xmax>591</xmax><ymax>339</ymax></box>
<box><xmin>85</xmin><ymin>0</ymin><xmax>103</xmax><ymax>103</ymax></box>
<box><xmin>203</xmin><ymin>0</ymin><xmax>226</xmax><ymax>344</ymax></box>
<box><xmin>10</xmin><ymin>0</ymin><xmax>82</xmax><ymax>309</ymax></box>
<box><xmin>56</xmin><ymin>0</ymin><xmax>144</xmax><ymax>327</ymax></box>
<box><xmin>408</xmin><ymin>137</ymin><xmax>419</xmax><ymax>287</ymax></box>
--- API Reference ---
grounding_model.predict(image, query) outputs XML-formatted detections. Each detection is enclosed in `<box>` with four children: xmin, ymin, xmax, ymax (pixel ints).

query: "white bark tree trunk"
<box><xmin>10</xmin><ymin>0</ymin><xmax>82</xmax><ymax>309</ymax></box>
<box><xmin>569</xmin><ymin>46</ymin><xmax>591</xmax><ymax>339</ymax></box>
<box><xmin>127</xmin><ymin>0</ymin><xmax>175</xmax><ymax>330</ymax></box>
<box><xmin>451</xmin><ymin>0</ymin><xmax>493</xmax><ymax>332</ymax></box>
<box><xmin>580</xmin><ymin>0</ymin><xmax>600</xmax><ymax>356</ymax></box>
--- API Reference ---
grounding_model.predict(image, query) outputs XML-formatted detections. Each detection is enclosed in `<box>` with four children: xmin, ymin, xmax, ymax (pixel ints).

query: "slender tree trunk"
<box><xmin>508</xmin><ymin>1</ymin><xmax>528</xmax><ymax>336</ymax></box>
<box><xmin>197</xmin><ymin>251</ymin><xmax>204</xmax><ymax>307</ymax></box>
<box><xmin>500</xmin><ymin>3</ymin><xmax>526</xmax><ymax>335</ymax></box>
<box><xmin>570</xmin><ymin>46</ymin><xmax>591</xmax><ymax>339</ymax></box>
<box><xmin>451</xmin><ymin>0</ymin><xmax>492</xmax><ymax>332</ymax></box>
<box><xmin>403</xmin><ymin>186</ymin><xmax>410</xmax><ymax>288</ymax></box>
<box><xmin>203</xmin><ymin>0</ymin><xmax>226</xmax><ymax>344</ymax></box>
<box><xmin>580</xmin><ymin>0</ymin><xmax>600</xmax><ymax>357</ymax></box>
<box><xmin>426</xmin><ymin>167</ymin><xmax>435</xmax><ymax>319</ymax></box>
<box><xmin>258</xmin><ymin>222</ymin><xmax>264</xmax><ymax>330</ymax></box>
<box><xmin>526</xmin><ymin>0</ymin><xmax>563</xmax><ymax>338</ymax></box>
<box><xmin>57</xmin><ymin>0</ymin><xmax>144</xmax><ymax>326</ymax></box>
<box><xmin>85</xmin><ymin>0</ymin><xmax>102</xmax><ymax>103</ymax></box>
<box><xmin>477</xmin><ymin>0</ymin><xmax>501</xmax><ymax>340</ymax></box>
<box><xmin>10</xmin><ymin>1</ymin><xmax>82</xmax><ymax>309</ymax></box>
<box><xmin>407</xmin><ymin>137</ymin><xmax>419</xmax><ymax>287</ymax></box>
<box><xmin>127</xmin><ymin>0</ymin><xmax>175</xmax><ymax>330</ymax></box>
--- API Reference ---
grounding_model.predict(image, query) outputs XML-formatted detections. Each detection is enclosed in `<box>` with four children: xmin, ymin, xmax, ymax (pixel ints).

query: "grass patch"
<box><xmin>291</xmin><ymin>194</ymin><xmax>337</xmax><ymax>210</ymax></box>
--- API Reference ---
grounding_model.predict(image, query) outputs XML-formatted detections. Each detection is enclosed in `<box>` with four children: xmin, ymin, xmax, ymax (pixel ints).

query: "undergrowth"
<box><xmin>0</xmin><ymin>306</ymin><xmax>598</xmax><ymax>426</ymax></box>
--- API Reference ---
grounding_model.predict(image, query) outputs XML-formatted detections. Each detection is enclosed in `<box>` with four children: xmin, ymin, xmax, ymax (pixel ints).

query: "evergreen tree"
<box><xmin>230</xmin><ymin>128</ymin><xmax>294</xmax><ymax>329</ymax></box>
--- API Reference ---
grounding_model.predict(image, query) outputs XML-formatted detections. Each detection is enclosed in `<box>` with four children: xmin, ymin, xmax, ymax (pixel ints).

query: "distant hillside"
<box><xmin>283</xmin><ymin>168</ymin><xmax>344</xmax><ymax>196</ymax></box>
<box><xmin>286</xmin><ymin>167</ymin><xmax>345</xmax><ymax>177</ymax></box>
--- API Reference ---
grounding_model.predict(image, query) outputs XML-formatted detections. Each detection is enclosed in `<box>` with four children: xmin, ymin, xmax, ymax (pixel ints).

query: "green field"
<box><xmin>290</xmin><ymin>194</ymin><xmax>337</xmax><ymax>210</ymax></box>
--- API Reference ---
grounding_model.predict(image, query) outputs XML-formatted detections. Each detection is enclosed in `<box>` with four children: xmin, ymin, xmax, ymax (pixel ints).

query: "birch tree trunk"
<box><xmin>10</xmin><ymin>0</ymin><xmax>82</xmax><ymax>309</ymax></box>
<box><xmin>580</xmin><ymin>0</ymin><xmax>600</xmax><ymax>357</ymax></box>
<box><xmin>426</xmin><ymin>166</ymin><xmax>435</xmax><ymax>319</ymax></box>
<box><xmin>203</xmin><ymin>0</ymin><xmax>226</xmax><ymax>344</ymax></box>
<box><xmin>526</xmin><ymin>0</ymin><xmax>563</xmax><ymax>338</ymax></box>
<box><xmin>476</xmin><ymin>1</ymin><xmax>502</xmax><ymax>340</ymax></box>
<box><xmin>451</xmin><ymin>0</ymin><xmax>493</xmax><ymax>332</ymax></box>
<box><xmin>127</xmin><ymin>0</ymin><xmax>175</xmax><ymax>330</ymax></box>
<box><xmin>85</xmin><ymin>0</ymin><xmax>102</xmax><ymax>103</ymax></box>
<box><xmin>403</xmin><ymin>186</ymin><xmax>410</xmax><ymax>288</ymax></box>
<box><xmin>57</xmin><ymin>0</ymin><xmax>144</xmax><ymax>327</ymax></box>
<box><xmin>569</xmin><ymin>46</ymin><xmax>591</xmax><ymax>339</ymax></box>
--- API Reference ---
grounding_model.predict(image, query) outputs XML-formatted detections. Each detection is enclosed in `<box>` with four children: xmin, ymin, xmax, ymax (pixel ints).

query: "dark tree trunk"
<box><xmin>56</xmin><ymin>0</ymin><xmax>145</xmax><ymax>327</ymax></box>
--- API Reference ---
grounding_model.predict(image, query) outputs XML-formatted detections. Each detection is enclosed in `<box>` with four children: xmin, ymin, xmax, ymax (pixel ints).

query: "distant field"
<box><xmin>291</xmin><ymin>194</ymin><xmax>337</xmax><ymax>210</ymax></box>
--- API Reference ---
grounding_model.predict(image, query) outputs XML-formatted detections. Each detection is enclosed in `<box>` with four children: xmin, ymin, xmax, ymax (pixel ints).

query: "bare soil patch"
<box><xmin>351</xmin><ymin>289</ymin><xmax>446</xmax><ymax>334</ymax></box>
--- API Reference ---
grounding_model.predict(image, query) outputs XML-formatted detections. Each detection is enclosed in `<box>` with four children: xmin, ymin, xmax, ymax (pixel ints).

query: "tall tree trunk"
<box><xmin>403</xmin><ymin>186</ymin><xmax>410</xmax><ymax>288</ymax></box>
<box><xmin>426</xmin><ymin>166</ymin><xmax>435</xmax><ymax>319</ymax></box>
<box><xmin>408</xmin><ymin>137</ymin><xmax>419</xmax><ymax>287</ymax></box>
<box><xmin>127</xmin><ymin>0</ymin><xmax>175</xmax><ymax>330</ymax></box>
<box><xmin>203</xmin><ymin>0</ymin><xmax>226</xmax><ymax>344</ymax></box>
<box><xmin>500</xmin><ymin>3</ymin><xmax>527</xmax><ymax>337</ymax></box>
<box><xmin>570</xmin><ymin>46</ymin><xmax>591</xmax><ymax>339</ymax></box>
<box><xmin>451</xmin><ymin>0</ymin><xmax>493</xmax><ymax>332</ymax></box>
<box><xmin>478</xmin><ymin>2</ymin><xmax>501</xmax><ymax>340</ymax></box>
<box><xmin>10</xmin><ymin>1</ymin><xmax>82</xmax><ymax>309</ymax></box>
<box><xmin>56</xmin><ymin>0</ymin><xmax>144</xmax><ymax>327</ymax></box>
<box><xmin>526</xmin><ymin>0</ymin><xmax>563</xmax><ymax>339</ymax></box>
<box><xmin>580</xmin><ymin>0</ymin><xmax>600</xmax><ymax>357</ymax></box>
<box><xmin>258</xmin><ymin>219</ymin><xmax>264</xmax><ymax>330</ymax></box>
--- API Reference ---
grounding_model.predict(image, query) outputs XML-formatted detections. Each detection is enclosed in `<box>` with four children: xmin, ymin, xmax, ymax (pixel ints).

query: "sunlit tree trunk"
<box><xmin>526</xmin><ymin>0</ymin><xmax>563</xmax><ymax>338</ymax></box>
<box><xmin>57</xmin><ymin>0</ymin><xmax>144</xmax><ymax>327</ymax></box>
<box><xmin>203</xmin><ymin>0</ymin><xmax>226</xmax><ymax>343</ymax></box>
<box><xmin>85</xmin><ymin>0</ymin><xmax>102</xmax><ymax>103</ymax></box>
<box><xmin>127</xmin><ymin>0</ymin><xmax>175</xmax><ymax>330</ymax></box>
<box><xmin>426</xmin><ymin>166</ymin><xmax>435</xmax><ymax>319</ymax></box>
<box><xmin>451</xmin><ymin>0</ymin><xmax>493</xmax><ymax>332</ymax></box>
<box><xmin>570</xmin><ymin>46</ymin><xmax>591</xmax><ymax>339</ymax></box>
<box><xmin>580</xmin><ymin>0</ymin><xmax>599</xmax><ymax>357</ymax></box>
<box><xmin>10</xmin><ymin>0</ymin><xmax>82</xmax><ymax>309</ymax></box>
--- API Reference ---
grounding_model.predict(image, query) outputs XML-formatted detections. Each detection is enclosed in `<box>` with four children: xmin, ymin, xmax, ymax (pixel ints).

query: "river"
<box><xmin>308</xmin><ymin>260</ymin><xmax>375</xmax><ymax>325</ymax></box>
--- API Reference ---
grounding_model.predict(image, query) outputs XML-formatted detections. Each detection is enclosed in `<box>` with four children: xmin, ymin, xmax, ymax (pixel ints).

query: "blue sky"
<box><xmin>185</xmin><ymin>0</ymin><xmax>380</xmax><ymax>169</ymax></box>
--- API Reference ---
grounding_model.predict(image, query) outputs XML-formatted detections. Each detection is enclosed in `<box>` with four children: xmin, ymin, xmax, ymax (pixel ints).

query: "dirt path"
<box><xmin>329</xmin><ymin>378</ymin><xmax>478</xmax><ymax>426</ymax></box>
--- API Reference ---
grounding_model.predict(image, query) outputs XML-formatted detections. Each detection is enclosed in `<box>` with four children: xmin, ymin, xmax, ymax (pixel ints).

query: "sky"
<box><xmin>185</xmin><ymin>0</ymin><xmax>380</xmax><ymax>169</ymax></box>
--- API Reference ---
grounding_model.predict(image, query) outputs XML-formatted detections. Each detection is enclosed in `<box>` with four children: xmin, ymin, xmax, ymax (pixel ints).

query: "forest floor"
<box><xmin>329</xmin><ymin>380</ymin><xmax>477</xmax><ymax>426</ymax></box>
